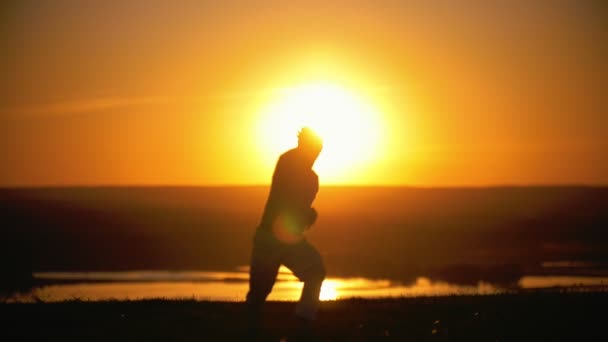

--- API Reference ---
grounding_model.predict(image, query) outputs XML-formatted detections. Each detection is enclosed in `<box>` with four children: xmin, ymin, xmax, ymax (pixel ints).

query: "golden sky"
<box><xmin>1</xmin><ymin>0</ymin><xmax>607</xmax><ymax>186</ymax></box>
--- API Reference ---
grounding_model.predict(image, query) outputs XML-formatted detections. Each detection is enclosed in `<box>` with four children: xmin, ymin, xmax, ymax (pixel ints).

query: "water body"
<box><xmin>9</xmin><ymin>268</ymin><xmax>607</xmax><ymax>303</ymax></box>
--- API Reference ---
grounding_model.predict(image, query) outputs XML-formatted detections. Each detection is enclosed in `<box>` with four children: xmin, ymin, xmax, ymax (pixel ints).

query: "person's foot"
<box><xmin>243</xmin><ymin>306</ymin><xmax>263</xmax><ymax>340</ymax></box>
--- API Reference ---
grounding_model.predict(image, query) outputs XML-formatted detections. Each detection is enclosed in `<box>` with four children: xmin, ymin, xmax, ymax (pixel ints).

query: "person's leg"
<box><xmin>283</xmin><ymin>239</ymin><xmax>326</xmax><ymax>321</ymax></box>
<box><xmin>245</xmin><ymin>230</ymin><xmax>282</xmax><ymax>331</ymax></box>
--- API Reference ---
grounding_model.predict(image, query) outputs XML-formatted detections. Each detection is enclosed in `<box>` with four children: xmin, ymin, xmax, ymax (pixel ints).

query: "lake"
<box><xmin>8</xmin><ymin>268</ymin><xmax>607</xmax><ymax>303</ymax></box>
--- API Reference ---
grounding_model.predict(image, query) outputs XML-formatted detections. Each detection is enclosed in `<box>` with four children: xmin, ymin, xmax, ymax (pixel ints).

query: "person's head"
<box><xmin>297</xmin><ymin>127</ymin><xmax>323</xmax><ymax>166</ymax></box>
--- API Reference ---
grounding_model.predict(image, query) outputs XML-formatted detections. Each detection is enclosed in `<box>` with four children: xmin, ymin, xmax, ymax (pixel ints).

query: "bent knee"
<box><xmin>306</xmin><ymin>263</ymin><xmax>326</xmax><ymax>282</ymax></box>
<box><xmin>318</xmin><ymin>265</ymin><xmax>327</xmax><ymax>281</ymax></box>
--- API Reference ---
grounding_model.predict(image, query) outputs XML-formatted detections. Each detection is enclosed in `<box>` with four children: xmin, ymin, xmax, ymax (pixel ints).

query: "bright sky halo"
<box><xmin>257</xmin><ymin>82</ymin><xmax>385</xmax><ymax>183</ymax></box>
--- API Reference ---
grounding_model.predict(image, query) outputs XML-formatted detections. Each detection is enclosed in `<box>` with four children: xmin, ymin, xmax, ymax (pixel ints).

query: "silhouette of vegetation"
<box><xmin>1</xmin><ymin>292</ymin><xmax>607</xmax><ymax>340</ymax></box>
<box><xmin>1</xmin><ymin>186</ymin><xmax>607</xmax><ymax>292</ymax></box>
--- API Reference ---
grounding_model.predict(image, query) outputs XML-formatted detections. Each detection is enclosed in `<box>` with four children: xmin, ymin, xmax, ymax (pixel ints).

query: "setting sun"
<box><xmin>256</xmin><ymin>82</ymin><xmax>386</xmax><ymax>183</ymax></box>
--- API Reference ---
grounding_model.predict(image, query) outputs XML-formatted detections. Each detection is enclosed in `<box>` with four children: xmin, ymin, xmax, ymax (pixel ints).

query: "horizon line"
<box><xmin>1</xmin><ymin>183</ymin><xmax>607</xmax><ymax>189</ymax></box>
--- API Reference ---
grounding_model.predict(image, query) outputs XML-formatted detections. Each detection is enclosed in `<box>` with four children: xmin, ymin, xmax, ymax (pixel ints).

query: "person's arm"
<box><xmin>305</xmin><ymin>207</ymin><xmax>318</xmax><ymax>229</ymax></box>
<box><xmin>304</xmin><ymin>172</ymin><xmax>319</xmax><ymax>229</ymax></box>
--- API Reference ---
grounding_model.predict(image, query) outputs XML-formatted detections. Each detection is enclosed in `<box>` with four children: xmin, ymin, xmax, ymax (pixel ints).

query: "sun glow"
<box><xmin>257</xmin><ymin>82</ymin><xmax>385</xmax><ymax>183</ymax></box>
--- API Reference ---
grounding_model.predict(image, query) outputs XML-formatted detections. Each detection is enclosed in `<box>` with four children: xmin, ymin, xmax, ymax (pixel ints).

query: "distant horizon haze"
<box><xmin>2</xmin><ymin>186</ymin><xmax>607</xmax><ymax>289</ymax></box>
<box><xmin>2</xmin><ymin>183</ymin><xmax>608</xmax><ymax>189</ymax></box>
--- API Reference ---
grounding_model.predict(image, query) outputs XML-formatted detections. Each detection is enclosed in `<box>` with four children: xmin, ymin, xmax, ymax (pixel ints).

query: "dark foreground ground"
<box><xmin>2</xmin><ymin>292</ymin><xmax>607</xmax><ymax>341</ymax></box>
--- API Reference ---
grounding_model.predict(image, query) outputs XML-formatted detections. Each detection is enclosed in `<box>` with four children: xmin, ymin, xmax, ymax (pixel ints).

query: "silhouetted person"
<box><xmin>246</xmin><ymin>127</ymin><xmax>325</xmax><ymax>337</ymax></box>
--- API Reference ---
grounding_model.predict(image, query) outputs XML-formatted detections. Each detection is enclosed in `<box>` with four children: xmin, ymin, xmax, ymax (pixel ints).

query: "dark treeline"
<box><xmin>1</xmin><ymin>186</ymin><xmax>607</xmax><ymax>292</ymax></box>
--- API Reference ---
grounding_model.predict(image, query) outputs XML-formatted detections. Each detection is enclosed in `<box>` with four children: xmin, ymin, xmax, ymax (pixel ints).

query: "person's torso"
<box><xmin>259</xmin><ymin>148</ymin><xmax>318</xmax><ymax>234</ymax></box>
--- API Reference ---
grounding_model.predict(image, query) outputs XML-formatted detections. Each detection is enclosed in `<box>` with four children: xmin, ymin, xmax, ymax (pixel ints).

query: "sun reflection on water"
<box><xmin>9</xmin><ymin>269</ymin><xmax>606</xmax><ymax>303</ymax></box>
<box><xmin>319</xmin><ymin>280</ymin><xmax>339</xmax><ymax>300</ymax></box>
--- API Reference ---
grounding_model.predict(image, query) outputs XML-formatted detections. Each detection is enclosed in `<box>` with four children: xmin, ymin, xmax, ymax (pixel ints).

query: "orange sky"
<box><xmin>1</xmin><ymin>1</ymin><xmax>607</xmax><ymax>186</ymax></box>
